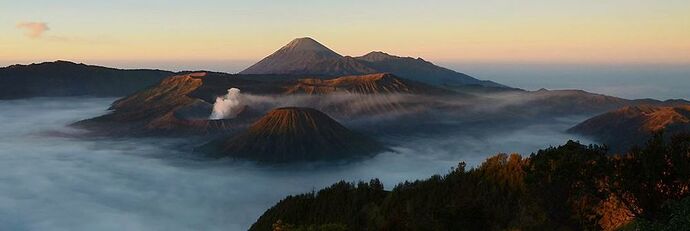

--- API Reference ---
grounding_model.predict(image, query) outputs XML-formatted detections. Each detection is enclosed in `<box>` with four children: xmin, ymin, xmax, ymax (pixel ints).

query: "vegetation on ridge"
<box><xmin>252</xmin><ymin>133</ymin><xmax>690</xmax><ymax>231</ymax></box>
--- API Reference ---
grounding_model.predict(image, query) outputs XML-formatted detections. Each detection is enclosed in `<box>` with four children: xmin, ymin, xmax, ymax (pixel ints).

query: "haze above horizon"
<box><xmin>2</xmin><ymin>0</ymin><xmax>689</xmax><ymax>67</ymax></box>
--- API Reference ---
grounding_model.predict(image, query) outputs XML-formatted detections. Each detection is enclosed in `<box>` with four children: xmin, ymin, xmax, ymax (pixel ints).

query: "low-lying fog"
<box><xmin>0</xmin><ymin>97</ymin><xmax>591</xmax><ymax>231</ymax></box>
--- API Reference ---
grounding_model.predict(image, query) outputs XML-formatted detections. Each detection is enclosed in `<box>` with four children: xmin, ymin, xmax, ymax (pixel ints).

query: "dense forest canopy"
<box><xmin>253</xmin><ymin>133</ymin><xmax>690</xmax><ymax>231</ymax></box>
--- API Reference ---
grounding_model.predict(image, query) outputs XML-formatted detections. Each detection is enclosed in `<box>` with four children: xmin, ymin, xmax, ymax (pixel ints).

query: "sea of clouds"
<box><xmin>0</xmin><ymin>97</ymin><xmax>590</xmax><ymax>230</ymax></box>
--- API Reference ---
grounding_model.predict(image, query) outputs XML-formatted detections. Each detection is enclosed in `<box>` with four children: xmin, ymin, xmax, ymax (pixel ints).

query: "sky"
<box><xmin>2</xmin><ymin>0</ymin><xmax>689</xmax><ymax>71</ymax></box>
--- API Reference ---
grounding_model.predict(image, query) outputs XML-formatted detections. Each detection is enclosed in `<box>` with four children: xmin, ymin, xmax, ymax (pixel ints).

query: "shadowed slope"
<box><xmin>356</xmin><ymin>51</ymin><xmax>506</xmax><ymax>88</ymax></box>
<box><xmin>0</xmin><ymin>60</ymin><xmax>173</xmax><ymax>99</ymax></box>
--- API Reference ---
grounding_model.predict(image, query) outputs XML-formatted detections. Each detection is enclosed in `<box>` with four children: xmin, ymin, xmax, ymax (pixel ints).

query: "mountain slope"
<box><xmin>356</xmin><ymin>51</ymin><xmax>505</xmax><ymax>88</ymax></box>
<box><xmin>73</xmin><ymin>72</ymin><xmax>257</xmax><ymax>136</ymax></box>
<box><xmin>239</xmin><ymin>37</ymin><xmax>376</xmax><ymax>76</ymax></box>
<box><xmin>0</xmin><ymin>60</ymin><xmax>173</xmax><ymax>99</ymax></box>
<box><xmin>282</xmin><ymin>73</ymin><xmax>457</xmax><ymax>118</ymax></box>
<box><xmin>73</xmin><ymin>71</ymin><xmax>451</xmax><ymax>136</ymax></box>
<box><xmin>284</xmin><ymin>73</ymin><xmax>453</xmax><ymax>95</ymax></box>
<box><xmin>251</xmin><ymin>141</ymin><xmax>644</xmax><ymax>230</ymax></box>
<box><xmin>569</xmin><ymin>105</ymin><xmax>690</xmax><ymax>152</ymax></box>
<box><xmin>513</xmin><ymin>89</ymin><xmax>631</xmax><ymax>115</ymax></box>
<box><xmin>198</xmin><ymin>107</ymin><xmax>384</xmax><ymax>162</ymax></box>
<box><xmin>239</xmin><ymin>37</ymin><xmax>507</xmax><ymax>88</ymax></box>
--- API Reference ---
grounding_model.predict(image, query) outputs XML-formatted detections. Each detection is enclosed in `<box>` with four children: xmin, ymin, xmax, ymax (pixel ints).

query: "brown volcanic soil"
<box><xmin>74</xmin><ymin>71</ymin><xmax>459</xmax><ymax>136</ymax></box>
<box><xmin>198</xmin><ymin>107</ymin><xmax>385</xmax><ymax>162</ymax></box>
<box><xmin>284</xmin><ymin>73</ymin><xmax>453</xmax><ymax>95</ymax></box>
<box><xmin>73</xmin><ymin>72</ymin><xmax>261</xmax><ymax>136</ymax></box>
<box><xmin>569</xmin><ymin>105</ymin><xmax>690</xmax><ymax>153</ymax></box>
<box><xmin>72</xmin><ymin>66</ymin><xmax>690</xmax><ymax>140</ymax></box>
<box><xmin>282</xmin><ymin>73</ymin><xmax>458</xmax><ymax>117</ymax></box>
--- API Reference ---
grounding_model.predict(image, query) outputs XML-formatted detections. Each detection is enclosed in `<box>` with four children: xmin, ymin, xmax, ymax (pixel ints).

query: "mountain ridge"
<box><xmin>0</xmin><ymin>60</ymin><xmax>174</xmax><ymax>99</ymax></box>
<box><xmin>73</xmin><ymin>71</ymin><xmax>443</xmax><ymax>136</ymax></box>
<box><xmin>284</xmin><ymin>73</ymin><xmax>454</xmax><ymax>95</ymax></box>
<box><xmin>355</xmin><ymin>51</ymin><xmax>506</xmax><ymax>88</ymax></box>
<box><xmin>569</xmin><ymin>105</ymin><xmax>690</xmax><ymax>152</ymax></box>
<box><xmin>240</xmin><ymin>37</ymin><xmax>506</xmax><ymax>88</ymax></box>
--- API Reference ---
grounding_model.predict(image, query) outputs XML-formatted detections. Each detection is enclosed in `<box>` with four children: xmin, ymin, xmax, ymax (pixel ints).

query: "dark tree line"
<box><xmin>251</xmin><ymin>133</ymin><xmax>690</xmax><ymax>231</ymax></box>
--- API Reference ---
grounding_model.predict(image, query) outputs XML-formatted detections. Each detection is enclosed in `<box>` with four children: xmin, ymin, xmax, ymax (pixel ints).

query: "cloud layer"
<box><xmin>0</xmin><ymin>97</ymin><xmax>590</xmax><ymax>230</ymax></box>
<box><xmin>16</xmin><ymin>22</ymin><xmax>49</xmax><ymax>38</ymax></box>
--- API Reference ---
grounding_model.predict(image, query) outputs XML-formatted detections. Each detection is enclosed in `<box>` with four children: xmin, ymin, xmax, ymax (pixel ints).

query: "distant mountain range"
<box><xmin>7</xmin><ymin>38</ymin><xmax>690</xmax><ymax>160</ymax></box>
<box><xmin>240</xmin><ymin>37</ymin><xmax>506</xmax><ymax>88</ymax></box>
<box><xmin>0</xmin><ymin>61</ymin><xmax>173</xmax><ymax>99</ymax></box>
<box><xmin>73</xmin><ymin>71</ymin><xmax>451</xmax><ymax>136</ymax></box>
<box><xmin>73</xmin><ymin>69</ymin><xmax>690</xmax><ymax>155</ymax></box>
<box><xmin>0</xmin><ymin>37</ymin><xmax>507</xmax><ymax>100</ymax></box>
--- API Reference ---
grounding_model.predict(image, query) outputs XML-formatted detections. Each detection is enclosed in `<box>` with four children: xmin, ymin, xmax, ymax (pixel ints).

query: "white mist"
<box><xmin>209</xmin><ymin>88</ymin><xmax>244</xmax><ymax>120</ymax></box>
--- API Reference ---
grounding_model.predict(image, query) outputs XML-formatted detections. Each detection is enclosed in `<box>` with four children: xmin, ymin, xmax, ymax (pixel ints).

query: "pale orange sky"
<box><xmin>2</xmin><ymin>0</ymin><xmax>689</xmax><ymax>71</ymax></box>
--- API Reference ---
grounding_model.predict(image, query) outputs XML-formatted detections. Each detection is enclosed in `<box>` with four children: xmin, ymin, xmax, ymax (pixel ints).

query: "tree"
<box><xmin>253</xmin><ymin>136</ymin><xmax>690</xmax><ymax>231</ymax></box>
<box><xmin>619</xmin><ymin>196</ymin><xmax>690</xmax><ymax>231</ymax></box>
<box><xmin>524</xmin><ymin>140</ymin><xmax>610</xmax><ymax>230</ymax></box>
<box><xmin>611</xmin><ymin>133</ymin><xmax>690</xmax><ymax>220</ymax></box>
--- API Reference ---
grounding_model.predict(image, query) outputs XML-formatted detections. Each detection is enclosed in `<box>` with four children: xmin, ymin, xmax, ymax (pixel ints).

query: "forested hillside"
<box><xmin>253</xmin><ymin>133</ymin><xmax>690</xmax><ymax>231</ymax></box>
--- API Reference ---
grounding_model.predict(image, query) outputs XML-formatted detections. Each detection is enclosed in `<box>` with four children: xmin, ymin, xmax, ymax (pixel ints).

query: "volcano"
<box><xmin>239</xmin><ymin>37</ymin><xmax>506</xmax><ymax>88</ymax></box>
<box><xmin>199</xmin><ymin>107</ymin><xmax>385</xmax><ymax>162</ymax></box>
<box><xmin>72</xmin><ymin>72</ymin><xmax>260</xmax><ymax>135</ymax></box>
<box><xmin>239</xmin><ymin>37</ymin><xmax>376</xmax><ymax>76</ymax></box>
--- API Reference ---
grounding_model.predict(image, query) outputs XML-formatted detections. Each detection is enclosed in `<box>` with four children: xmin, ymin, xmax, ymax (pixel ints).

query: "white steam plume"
<box><xmin>210</xmin><ymin>88</ymin><xmax>244</xmax><ymax>120</ymax></box>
